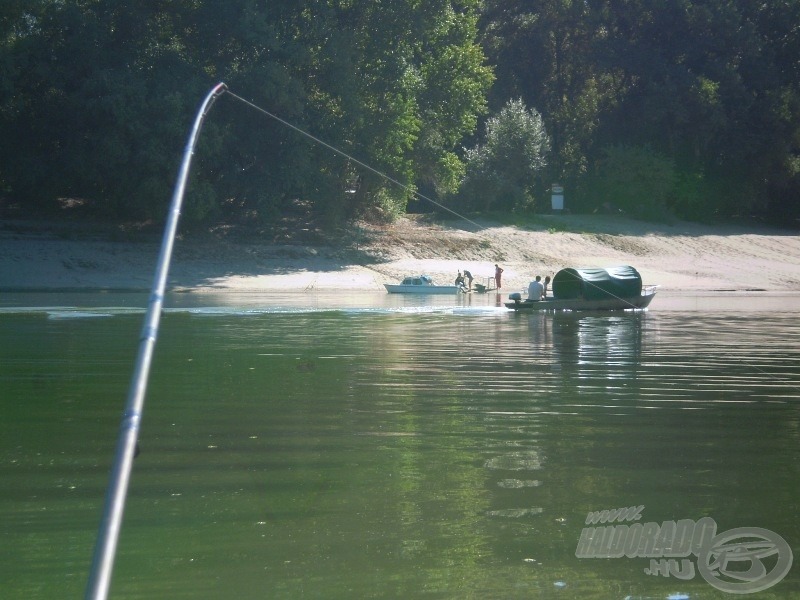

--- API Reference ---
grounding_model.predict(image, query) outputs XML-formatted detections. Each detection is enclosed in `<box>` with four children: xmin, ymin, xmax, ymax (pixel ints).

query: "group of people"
<box><xmin>455</xmin><ymin>269</ymin><xmax>474</xmax><ymax>290</ymax></box>
<box><xmin>453</xmin><ymin>265</ymin><xmax>551</xmax><ymax>299</ymax></box>
<box><xmin>454</xmin><ymin>265</ymin><xmax>506</xmax><ymax>291</ymax></box>
<box><xmin>527</xmin><ymin>274</ymin><xmax>551</xmax><ymax>301</ymax></box>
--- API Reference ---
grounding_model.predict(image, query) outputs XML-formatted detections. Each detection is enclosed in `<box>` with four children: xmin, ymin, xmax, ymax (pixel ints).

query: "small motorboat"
<box><xmin>384</xmin><ymin>275</ymin><xmax>463</xmax><ymax>294</ymax></box>
<box><xmin>505</xmin><ymin>265</ymin><xmax>657</xmax><ymax>311</ymax></box>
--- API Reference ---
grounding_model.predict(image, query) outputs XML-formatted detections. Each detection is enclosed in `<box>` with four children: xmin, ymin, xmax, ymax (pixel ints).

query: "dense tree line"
<box><xmin>0</xmin><ymin>0</ymin><xmax>492</xmax><ymax>225</ymax></box>
<box><xmin>482</xmin><ymin>0</ymin><xmax>800</xmax><ymax>222</ymax></box>
<box><xmin>1</xmin><ymin>1</ymin><xmax>798</xmax><ymax>227</ymax></box>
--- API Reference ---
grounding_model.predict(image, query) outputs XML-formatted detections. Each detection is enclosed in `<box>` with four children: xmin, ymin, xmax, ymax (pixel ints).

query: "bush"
<box><xmin>458</xmin><ymin>99</ymin><xmax>549</xmax><ymax>212</ymax></box>
<box><xmin>591</xmin><ymin>145</ymin><xmax>676</xmax><ymax>220</ymax></box>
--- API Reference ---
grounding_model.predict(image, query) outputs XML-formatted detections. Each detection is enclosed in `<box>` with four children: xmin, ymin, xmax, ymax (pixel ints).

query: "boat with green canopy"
<box><xmin>505</xmin><ymin>265</ymin><xmax>657</xmax><ymax>311</ymax></box>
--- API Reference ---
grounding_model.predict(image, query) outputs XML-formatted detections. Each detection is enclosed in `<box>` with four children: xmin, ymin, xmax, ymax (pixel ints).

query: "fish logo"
<box><xmin>576</xmin><ymin>508</ymin><xmax>793</xmax><ymax>594</ymax></box>
<box><xmin>697</xmin><ymin>527</ymin><xmax>793</xmax><ymax>594</ymax></box>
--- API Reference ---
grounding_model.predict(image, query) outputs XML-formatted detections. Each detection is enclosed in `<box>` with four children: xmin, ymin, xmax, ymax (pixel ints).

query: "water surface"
<box><xmin>1</xmin><ymin>292</ymin><xmax>798</xmax><ymax>598</ymax></box>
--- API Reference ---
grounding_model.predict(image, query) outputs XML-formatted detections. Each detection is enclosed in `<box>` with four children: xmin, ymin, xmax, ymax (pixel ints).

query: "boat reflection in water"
<box><xmin>550</xmin><ymin>311</ymin><xmax>646</xmax><ymax>369</ymax></box>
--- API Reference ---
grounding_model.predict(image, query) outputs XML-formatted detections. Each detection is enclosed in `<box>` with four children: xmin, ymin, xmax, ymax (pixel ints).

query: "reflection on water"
<box><xmin>0</xmin><ymin>293</ymin><xmax>798</xmax><ymax>598</ymax></box>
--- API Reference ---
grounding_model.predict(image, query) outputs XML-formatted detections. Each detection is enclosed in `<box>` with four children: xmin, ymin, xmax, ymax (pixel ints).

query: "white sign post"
<box><xmin>551</xmin><ymin>184</ymin><xmax>564</xmax><ymax>211</ymax></box>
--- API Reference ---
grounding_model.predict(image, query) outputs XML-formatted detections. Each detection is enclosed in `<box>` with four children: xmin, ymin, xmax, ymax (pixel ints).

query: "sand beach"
<box><xmin>1</xmin><ymin>214</ymin><xmax>799</xmax><ymax>295</ymax></box>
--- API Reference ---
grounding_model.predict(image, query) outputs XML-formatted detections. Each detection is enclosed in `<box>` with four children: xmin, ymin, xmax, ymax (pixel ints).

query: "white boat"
<box><xmin>384</xmin><ymin>275</ymin><xmax>463</xmax><ymax>294</ymax></box>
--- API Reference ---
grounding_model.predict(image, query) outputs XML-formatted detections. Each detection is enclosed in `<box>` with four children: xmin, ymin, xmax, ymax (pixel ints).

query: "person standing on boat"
<box><xmin>463</xmin><ymin>269</ymin><xmax>473</xmax><ymax>290</ymax></box>
<box><xmin>527</xmin><ymin>275</ymin><xmax>544</xmax><ymax>301</ymax></box>
<box><xmin>494</xmin><ymin>264</ymin><xmax>504</xmax><ymax>289</ymax></box>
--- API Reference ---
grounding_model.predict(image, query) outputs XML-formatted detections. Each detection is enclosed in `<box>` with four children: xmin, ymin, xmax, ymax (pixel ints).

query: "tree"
<box><xmin>481</xmin><ymin>0</ymin><xmax>612</xmax><ymax>191</ymax></box>
<box><xmin>459</xmin><ymin>98</ymin><xmax>549</xmax><ymax>211</ymax></box>
<box><xmin>479</xmin><ymin>0</ymin><xmax>800</xmax><ymax>224</ymax></box>
<box><xmin>0</xmin><ymin>1</ymin><xmax>210</xmax><ymax>217</ymax></box>
<box><xmin>301</xmin><ymin>0</ymin><xmax>493</xmax><ymax>221</ymax></box>
<box><xmin>0</xmin><ymin>0</ymin><xmax>493</xmax><ymax>227</ymax></box>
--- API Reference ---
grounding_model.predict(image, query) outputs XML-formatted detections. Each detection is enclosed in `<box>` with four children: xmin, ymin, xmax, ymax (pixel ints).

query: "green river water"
<box><xmin>1</xmin><ymin>292</ymin><xmax>798</xmax><ymax>599</ymax></box>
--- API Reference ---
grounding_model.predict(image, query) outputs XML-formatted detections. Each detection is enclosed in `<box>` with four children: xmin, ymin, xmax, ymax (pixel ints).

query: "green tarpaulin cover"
<box><xmin>552</xmin><ymin>265</ymin><xmax>642</xmax><ymax>300</ymax></box>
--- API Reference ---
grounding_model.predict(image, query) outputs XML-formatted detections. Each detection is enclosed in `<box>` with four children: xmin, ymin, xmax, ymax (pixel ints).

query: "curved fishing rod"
<box><xmin>85</xmin><ymin>81</ymin><xmax>228</xmax><ymax>600</ymax></box>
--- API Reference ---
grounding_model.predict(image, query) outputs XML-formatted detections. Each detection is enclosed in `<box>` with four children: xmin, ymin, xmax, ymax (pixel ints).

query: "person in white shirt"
<box><xmin>527</xmin><ymin>275</ymin><xmax>544</xmax><ymax>301</ymax></box>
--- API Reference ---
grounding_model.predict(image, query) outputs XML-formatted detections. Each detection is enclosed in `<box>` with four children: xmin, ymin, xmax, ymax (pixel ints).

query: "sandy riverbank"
<box><xmin>2</xmin><ymin>214</ymin><xmax>799</xmax><ymax>294</ymax></box>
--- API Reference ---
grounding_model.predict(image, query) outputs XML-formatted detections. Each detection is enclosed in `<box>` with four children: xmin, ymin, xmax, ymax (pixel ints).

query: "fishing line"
<box><xmin>223</xmin><ymin>90</ymin><xmax>659</xmax><ymax>308</ymax></box>
<box><xmin>220</xmin><ymin>90</ymin><xmax>800</xmax><ymax>381</ymax></box>
<box><xmin>222</xmin><ymin>88</ymin><xmax>799</xmax><ymax>341</ymax></box>
<box><xmin>224</xmin><ymin>90</ymin><xmax>487</xmax><ymax>232</ymax></box>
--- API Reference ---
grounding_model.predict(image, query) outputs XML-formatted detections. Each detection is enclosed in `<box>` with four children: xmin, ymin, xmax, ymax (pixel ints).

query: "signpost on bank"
<box><xmin>551</xmin><ymin>183</ymin><xmax>564</xmax><ymax>212</ymax></box>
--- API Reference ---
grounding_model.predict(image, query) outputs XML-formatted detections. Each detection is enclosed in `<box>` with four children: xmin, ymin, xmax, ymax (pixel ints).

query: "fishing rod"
<box><xmin>85</xmin><ymin>81</ymin><xmax>228</xmax><ymax>600</ymax></box>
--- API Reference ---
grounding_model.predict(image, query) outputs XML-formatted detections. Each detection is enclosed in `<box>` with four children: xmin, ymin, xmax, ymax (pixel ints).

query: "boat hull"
<box><xmin>505</xmin><ymin>288</ymin><xmax>657</xmax><ymax>311</ymax></box>
<box><xmin>385</xmin><ymin>284</ymin><xmax>462</xmax><ymax>294</ymax></box>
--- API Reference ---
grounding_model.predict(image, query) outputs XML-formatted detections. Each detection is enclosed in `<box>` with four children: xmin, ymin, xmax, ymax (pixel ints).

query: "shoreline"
<box><xmin>2</xmin><ymin>215</ymin><xmax>799</xmax><ymax>294</ymax></box>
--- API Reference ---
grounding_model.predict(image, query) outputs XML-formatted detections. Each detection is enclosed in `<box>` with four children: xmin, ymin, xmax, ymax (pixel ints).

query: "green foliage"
<box><xmin>0</xmin><ymin>0</ymin><xmax>492</xmax><ymax>227</ymax></box>
<box><xmin>670</xmin><ymin>170</ymin><xmax>710</xmax><ymax>221</ymax></box>
<box><xmin>459</xmin><ymin>99</ymin><xmax>549</xmax><ymax>211</ymax></box>
<box><xmin>481</xmin><ymin>0</ymin><xmax>800</xmax><ymax>225</ymax></box>
<box><xmin>0</xmin><ymin>1</ymin><xmax>209</xmax><ymax>217</ymax></box>
<box><xmin>590</xmin><ymin>145</ymin><xmax>676</xmax><ymax>221</ymax></box>
<box><xmin>5</xmin><ymin>0</ymin><xmax>800</xmax><ymax>227</ymax></box>
<box><xmin>671</xmin><ymin>169</ymin><xmax>760</xmax><ymax>223</ymax></box>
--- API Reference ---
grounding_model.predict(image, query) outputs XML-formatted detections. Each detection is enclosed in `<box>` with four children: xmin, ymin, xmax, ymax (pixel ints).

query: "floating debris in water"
<box><xmin>622</xmin><ymin>595</ymin><xmax>689</xmax><ymax>600</ymax></box>
<box><xmin>296</xmin><ymin>359</ymin><xmax>316</xmax><ymax>372</ymax></box>
<box><xmin>484</xmin><ymin>451</ymin><xmax>542</xmax><ymax>471</ymax></box>
<box><xmin>497</xmin><ymin>478</ymin><xmax>540</xmax><ymax>488</ymax></box>
<box><xmin>485</xmin><ymin>507</ymin><xmax>543</xmax><ymax>518</ymax></box>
